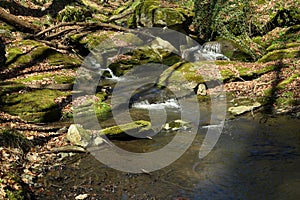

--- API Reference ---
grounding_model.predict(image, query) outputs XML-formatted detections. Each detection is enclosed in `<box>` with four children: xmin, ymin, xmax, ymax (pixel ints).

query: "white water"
<box><xmin>101</xmin><ymin>68</ymin><xmax>120</xmax><ymax>80</ymax></box>
<box><xmin>200</xmin><ymin>42</ymin><xmax>229</xmax><ymax>61</ymax></box>
<box><xmin>89</xmin><ymin>58</ymin><xmax>121</xmax><ymax>80</ymax></box>
<box><xmin>183</xmin><ymin>41</ymin><xmax>230</xmax><ymax>61</ymax></box>
<box><xmin>131</xmin><ymin>99</ymin><xmax>180</xmax><ymax>110</ymax></box>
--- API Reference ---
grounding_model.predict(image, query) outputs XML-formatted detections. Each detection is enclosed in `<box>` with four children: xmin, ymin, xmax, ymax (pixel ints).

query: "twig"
<box><xmin>35</xmin><ymin>22</ymin><xmax>130</xmax><ymax>38</ymax></box>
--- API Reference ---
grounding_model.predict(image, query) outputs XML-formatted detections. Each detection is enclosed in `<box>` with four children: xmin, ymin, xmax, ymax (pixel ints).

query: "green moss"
<box><xmin>0</xmin><ymin>22</ymin><xmax>15</xmax><ymax>31</ymax></box>
<box><xmin>257</xmin><ymin>48</ymin><xmax>300</xmax><ymax>63</ymax></box>
<box><xmin>154</xmin><ymin>8</ymin><xmax>185</xmax><ymax>26</ymax></box>
<box><xmin>0</xmin><ymin>129</ymin><xmax>32</xmax><ymax>150</ymax></box>
<box><xmin>5</xmin><ymin>188</ymin><xmax>24</xmax><ymax>200</ymax></box>
<box><xmin>99</xmin><ymin>120</ymin><xmax>151</xmax><ymax>138</ymax></box>
<box><xmin>6</xmin><ymin>40</ymin><xmax>81</xmax><ymax>68</ymax></box>
<box><xmin>73</xmin><ymin>100</ymin><xmax>111</xmax><ymax>120</ymax></box>
<box><xmin>132</xmin><ymin>47</ymin><xmax>161</xmax><ymax>63</ymax></box>
<box><xmin>75</xmin><ymin>31</ymin><xmax>115</xmax><ymax>50</ymax></box>
<box><xmin>95</xmin><ymin>92</ymin><xmax>107</xmax><ymax>101</ymax></box>
<box><xmin>0</xmin><ymin>89</ymin><xmax>68</xmax><ymax>122</ymax></box>
<box><xmin>159</xmin><ymin>61</ymin><xmax>213</xmax><ymax>88</ymax></box>
<box><xmin>266</xmin><ymin>42</ymin><xmax>300</xmax><ymax>52</ymax></box>
<box><xmin>221</xmin><ymin>69</ymin><xmax>235</xmax><ymax>82</ymax></box>
<box><xmin>14</xmin><ymin>74</ymin><xmax>74</xmax><ymax>84</ymax></box>
<box><xmin>235</xmin><ymin>65</ymin><xmax>251</xmax><ymax>76</ymax></box>
<box><xmin>57</xmin><ymin>6</ymin><xmax>92</xmax><ymax>22</ymax></box>
<box><xmin>277</xmin><ymin>74</ymin><xmax>299</xmax><ymax>89</ymax></box>
<box><xmin>0</xmin><ymin>82</ymin><xmax>26</xmax><ymax>96</ymax></box>
<box><xmin>276</xmin><ymin>91</ymin><xmax>296</xmax><ymax>106</ymax></box>
<box><xmin>253</xmin><ymin>65</ymin><xmax>277</xmax><ymax>75</ymax></box>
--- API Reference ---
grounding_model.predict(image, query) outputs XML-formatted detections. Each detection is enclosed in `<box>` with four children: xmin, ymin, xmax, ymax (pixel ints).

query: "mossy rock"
<box><xmin>128</xmin><ymin>0</ymin><xmax>192</xmax><ymax>29</ymax></box>
<box><xmin>257</xmin><ymin>48</ymin><xmax>300</xmax><ymax>63</ymax></box>
<box><xmin>73</xmin><ymin>99</ymin><xmax>111</xmax><ymax>122</ymax></box>
<box><xmin>72</xmin><ymin>31</ymin><xmax>114</xmax><ymax>50</ymax></box>
<box><xmin>266</xmin><ymin>42</ymin><xmax>300</xmax><ymax>52</ymax></box>
<box><xmin>0</xmin><ymin>22</ymin><xmax>15</xmax><ymax>32</ymax></box>
<box><xmin>99</xmin><ymin>120</ymin><xmax>151</xmax><ymax>139</ymax></box>
<box><xmin>15</xmin><ymin>73</ymin><xmax>75</xmax><ymax>84</ymax></box>
<box><xmin>0</xmin><ymin>89</ymin><xmax>68</xmax><ymax>122</ymax></box>
<box><xmin>6</xmin><ymin>40</ymin><xmax>81</xmax><ymax>68</ymax></box>
<box><xmin>216</xmin><ymin>38</ymin><xmax>258</xmax><ymax>62</ymax></box>
<box><xmin>275</xmin><ymin>91</ymin><xmax>297</xmax><ymax>107</ymax></box>
<box><xmin>158</xmin><ymin>61</ymin><xmax>219</xmax><ymax>92</ymax></box>
<box><xmin>57</xmin><ymin>6</ymin><xmax>92</xmax><ymax>22</ymax></box>
<box><xmin>220</xmin><ymin>69</ymin><xmax>236</xmax><ymax>82</ymax></box>
<box><xmin>153</xmin><ymin>7</ymin><xmax>186</xmax><ymax>27</ymax></box>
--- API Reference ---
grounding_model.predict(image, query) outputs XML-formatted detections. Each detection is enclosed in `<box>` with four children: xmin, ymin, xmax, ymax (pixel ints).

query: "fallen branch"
<box><xmin>0</xmin><ymin>7</ymin><xmax>40</xmax><ymax>33</ymax></box>
<box><xmin>35</xmin><ymin>21</ymin><xmax>129</xmax><ymax>38</ymax></box>
<box><xmin>39</xmin><ymin>145</ymin><xmax>87</xmax><ymax>154</ymax></box>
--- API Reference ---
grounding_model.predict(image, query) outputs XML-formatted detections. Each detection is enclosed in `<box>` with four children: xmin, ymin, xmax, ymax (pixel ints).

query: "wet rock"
<box><xmin>99</xmin><ymin>120</ymin><xmax>152</xmax><ymax>139</ymax></box>
<box><xmin>67</xmin><ymin>120</ymin><xmax>152</xmax><ymax>145</ymax></box>
<box><xmin>66</xmin><ymin>124</ymin><xmax>91</xmax><ymax>147</ymax></box>
<box><xmin>228</xmin><ymin>102</ymin><xmax>261</xmax><ymax>115</ymax></box>
<box><xmin>163</xmin><ymin>119</ymin><xmax>191</xmax><ymax>131</ymax></box>
<box><xmin>197</xmin><ymin>84</ymin><xmax>207</xmax><ymax>96</ymax></box>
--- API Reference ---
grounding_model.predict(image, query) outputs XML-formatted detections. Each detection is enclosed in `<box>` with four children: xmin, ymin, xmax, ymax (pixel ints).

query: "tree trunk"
<box><xmin>0</xmin><ymin>7</ymin><xmax>40</xmax><ymax>33</ymax></box>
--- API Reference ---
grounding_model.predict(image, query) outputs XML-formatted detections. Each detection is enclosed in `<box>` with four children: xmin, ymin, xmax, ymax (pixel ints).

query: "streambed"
<box><xmin>35</xmin><ymin>105</ymin><xmax>300</xmax><ymax>200</ymax></box>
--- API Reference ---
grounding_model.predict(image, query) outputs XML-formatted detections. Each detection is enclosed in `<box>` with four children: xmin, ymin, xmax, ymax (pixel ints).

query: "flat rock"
<box><xmin>228</xmin><ymin>102</ymin><xmax>261</xmax><ymax>115</ymax></box>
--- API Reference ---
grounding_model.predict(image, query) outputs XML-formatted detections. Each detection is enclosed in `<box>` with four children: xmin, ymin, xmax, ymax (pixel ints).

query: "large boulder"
<box><xmin>158</xmin><ymin>61</ymin><xmax>220</xmax><ymax>94</ymax></box>
<box><xmin>128</xmin><ymin>0</ymin><xmax>193</xmax><ymax>31</ymax></box>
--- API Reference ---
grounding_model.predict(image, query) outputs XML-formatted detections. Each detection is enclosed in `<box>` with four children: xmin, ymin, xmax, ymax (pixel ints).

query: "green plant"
<box><xmin>57</xmin><ymin>6</ymin><xmax>92</xmax><ymax>22</ymax></box>
<box><xmin>0</xmin><ymin>129</ymin><xmax>32</xmax><ymax>152</ymax></box>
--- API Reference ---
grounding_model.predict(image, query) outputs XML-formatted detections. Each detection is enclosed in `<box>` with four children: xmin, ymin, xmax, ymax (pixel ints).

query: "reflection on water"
<box><xmin>37</xmin><ymin>114</ymin><xmax>300</xmax><ymax>200</ymax></box>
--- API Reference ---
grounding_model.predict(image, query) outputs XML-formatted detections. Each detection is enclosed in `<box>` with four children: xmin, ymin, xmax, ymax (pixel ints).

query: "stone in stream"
<box><xmin>228</xmin><ymin>102</ymin><xmax>262</xmax><ymax>116</ymax></box>
<box><xmin>197</xmin><ymin>84</ymin><xmax>207</xmax><ymax>96</ymax></box>
<box><xmin>163</xmin><ymin>119</ymin><xmax>191</xmax><ymax>131</ymax></box>
<box><xmin>66</xmin><ymin>120</ymin><xmax>152</xmax><ymax>147</ymax></box>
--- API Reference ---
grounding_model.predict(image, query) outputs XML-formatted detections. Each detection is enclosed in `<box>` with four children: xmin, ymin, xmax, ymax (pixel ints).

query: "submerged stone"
<box><xmin>228</xmin><ymin>102</ymin><xmax>261</xmax><ymax>115</ymax></box>
<box><xmin>99</xmin><ymin>120</ymin><xmax>152</xmax><ymax>139</ymax></box>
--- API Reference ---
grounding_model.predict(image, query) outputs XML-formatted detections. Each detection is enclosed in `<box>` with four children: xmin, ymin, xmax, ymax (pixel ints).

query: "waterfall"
<box><xmin>201</xmin><ymin>42</ymin><xmax>221</xmax><ymax>53</ymax></box>
<box><xmin>182</xmin><ymin>41</ymin><xmax>229</xmax><ymax>61</ymax></box>
<box><xmin>200</xmin><ymin>41</ymin><xmax>229</xmax><ymax>61</ymax></box>
<box><xmin>101</xmin><ymin>68</ymin><xmax>119</xmax><ymax>80</ymax></box>
<box><xmin>88</xmin><ymin>58</ymin><xmax>120</xmax><ymax>80</ymax></box>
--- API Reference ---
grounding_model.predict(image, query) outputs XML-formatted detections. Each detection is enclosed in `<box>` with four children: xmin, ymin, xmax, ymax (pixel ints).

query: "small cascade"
<box><xmin>88</xmin><ymin>58</ymin><xmax>120</xmax><ymax>80</ymax></box>
<box><xmin>131</xmin><ymin>99</ymin><xmax>180</xmax><ymax>110</ymax></box>
<box><xmin>182</xmin><ymin>41</ymin><xmax>229</xmax><ymax>61</ymax></box>
<box><xmin>101</xmin><ymin>68</ymin><xmax>119</xmax><ymax>80</ymax></box>
<box><xmin>201</xmin><ymin>42</ymin><xmax>221</xmax><ymax>53</ymax></box>
<box><xmin>200</xmin><ymin>41</ymin><xmax>229</xmax><ymax>61</ymax></box>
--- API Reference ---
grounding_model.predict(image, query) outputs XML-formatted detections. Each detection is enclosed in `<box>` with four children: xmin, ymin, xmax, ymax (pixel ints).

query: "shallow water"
<box><xmin>36</xmin><ymin>111</ymin><xmax>300</xmax><ymax>200</ymax></box>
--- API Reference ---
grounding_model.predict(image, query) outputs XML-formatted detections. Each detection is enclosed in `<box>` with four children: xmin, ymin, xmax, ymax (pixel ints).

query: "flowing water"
<box><xmin>37</xmin><ymin>43</ymin><xmax>300</xmax><ymax>199</ymax></box>
<box><xmin>36</xmin><ymin>103</ymin><xmax>300</xmax><ymax>199</ymax></box>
